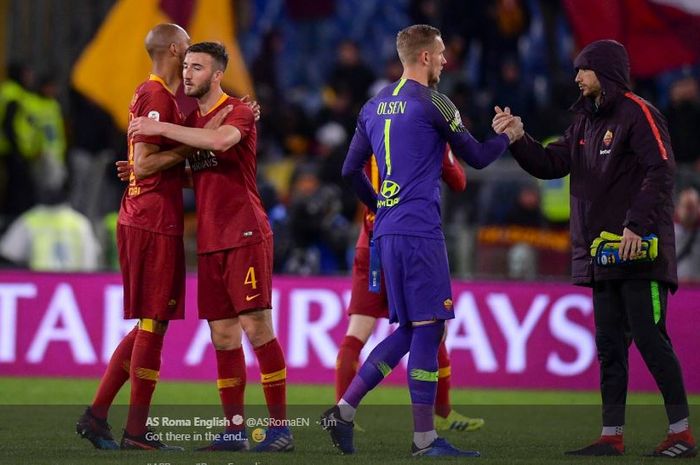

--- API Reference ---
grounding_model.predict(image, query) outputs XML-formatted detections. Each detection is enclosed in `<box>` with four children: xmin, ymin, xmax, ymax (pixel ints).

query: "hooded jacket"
<box><xmin>509</xmin><ymin>40</ymin><xmax>678</xmax><ymax>290</ymax></box>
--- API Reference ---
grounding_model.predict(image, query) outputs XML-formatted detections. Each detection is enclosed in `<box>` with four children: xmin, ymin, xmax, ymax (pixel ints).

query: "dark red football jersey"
<box><xmin>187</xmin><ymin>94</ymin><xmax>271</xmax><ymax>253</ymax></box>
<box><xmin>118</xmin><ymin>74</ymin><xmax>185</xmax><ymax>235</ymax></box>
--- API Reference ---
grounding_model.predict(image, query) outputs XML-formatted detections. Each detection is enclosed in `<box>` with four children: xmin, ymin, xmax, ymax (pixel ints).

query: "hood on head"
<box><xmin>572</xmin><ymin>39</ymin><xmax>631</xmax><ymax>112</ymax></box>
<box><xmin>574</xmin><ymin>39</ymin><xmax>631</xmax><ymax>90</ymax></box>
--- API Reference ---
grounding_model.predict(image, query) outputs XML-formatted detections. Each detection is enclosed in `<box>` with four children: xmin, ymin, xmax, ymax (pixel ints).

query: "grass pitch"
<box><xmin>0</xmin><ymin>377</ymin><xmax>697</xmax><ymax>465</ymax></box>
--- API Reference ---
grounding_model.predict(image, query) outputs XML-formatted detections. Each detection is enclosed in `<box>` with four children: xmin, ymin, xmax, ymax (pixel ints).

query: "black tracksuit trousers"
<box><xmin>593</xmin><ymin>279</ymin><xmax>689</xmax><ymax>426</ymax></box>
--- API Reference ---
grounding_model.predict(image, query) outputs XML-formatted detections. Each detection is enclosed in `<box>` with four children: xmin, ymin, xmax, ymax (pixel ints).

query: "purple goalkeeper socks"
<box><xmin>341</xmin><ymin>325</ymin><xmax>413</xmax><ymax>407</ymax></box>
<box><xmin>408</xmin><ymin>322</ymin><xmax>444</xmax><ymax>432</ymax></box>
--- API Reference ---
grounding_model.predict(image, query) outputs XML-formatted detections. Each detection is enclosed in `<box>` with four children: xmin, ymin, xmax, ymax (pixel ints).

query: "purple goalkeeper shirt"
<box><xmin>342</xmin><ymin>78</ymin><xmax>510</xmax><ymax>240</ymax></box>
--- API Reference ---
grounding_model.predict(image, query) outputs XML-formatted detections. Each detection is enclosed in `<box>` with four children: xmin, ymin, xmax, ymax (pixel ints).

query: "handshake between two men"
<box><xmin>491</xmin><ymin>106</ymin><xmax>525</xmax><ymax>144</ymax></box>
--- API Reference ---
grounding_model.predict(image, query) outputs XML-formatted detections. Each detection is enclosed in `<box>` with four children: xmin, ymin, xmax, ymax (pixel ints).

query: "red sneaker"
<box><xmin>645</xmin><ymin>430</ymin><xmax>697</xmax><ymax>458</ymax></box>
<box><xmin>565</xmin><ymin>435</ymin><xmax>624</xmax><ymax>456</ymax></box>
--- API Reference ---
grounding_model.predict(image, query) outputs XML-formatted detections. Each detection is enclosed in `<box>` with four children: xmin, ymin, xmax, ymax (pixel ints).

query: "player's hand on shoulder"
<box><xmin>128</xmin><ymin>116</ymin><xmax>162</xmax><ymax>137</ymax></box>
<box><xmin>115</xmin><ymin>160</ymin><xmax>131</xmax><ymax>182</ymax></box>
<box><xmin>204</xmin><ymin>105</ymin><xmax>233</xmax><ymax>129</ymax></box>
<box><xmin>241</xmin><ymin>95</ymin><xmax>261</xmax><ymax>121</ymax></box>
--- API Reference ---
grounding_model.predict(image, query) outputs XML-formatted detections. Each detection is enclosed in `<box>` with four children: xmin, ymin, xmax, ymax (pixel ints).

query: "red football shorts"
<box><xmin>197</xmin><ymin>236</ymin><xmax>273</xmax><ymax>321</ymax></box>
<box><xmin>348</xmin><ymin>246</ymin><xmax>389</xmax><ymax>319</ymax></box>
<box><xmin>117</xmin><ymin>223</ymin><xmax>185</xmax><ymax>320</ymax></box>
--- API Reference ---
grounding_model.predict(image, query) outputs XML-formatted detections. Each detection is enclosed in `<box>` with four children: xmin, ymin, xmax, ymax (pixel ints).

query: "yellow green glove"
<box><xmin>590</xmin><ymin>231</ymin><xmax>658</xmax><ymax>266</ymax></box>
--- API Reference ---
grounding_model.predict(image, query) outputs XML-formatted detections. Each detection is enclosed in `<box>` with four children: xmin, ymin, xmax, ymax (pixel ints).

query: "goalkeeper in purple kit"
<box><xmin>321</xmin><ymin>24</ymin><xmax>523</xmax><ymax>457</ymax></box>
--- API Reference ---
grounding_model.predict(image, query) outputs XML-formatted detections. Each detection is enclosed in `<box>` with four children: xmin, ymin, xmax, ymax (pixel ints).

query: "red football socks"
<box><xmin>215</xmin><ymin>347</ymin><xmax>246</xmax><ymax>432</ymax></box>
<box><xmin>90</xmin><ymin>325</ymin><xmax>138</xmax><ymax>420</ymax></box>
<box><xmin>125</xmin><ymin>329</ymin><xmax>164</xmax><ymax>436</ymax></box>
<box><xmin>435</xmin><ymin>341</ymin><xmax>452</xmax><ymax>418</ymax></box>
<box><xmin>254</xmin><ymin>338</ymin><xmax>287</xmax><ymax>422</ymax></box>
<box><xmin>335</xmin><ymin>335</ymin><xmax>364</xmax><ymax>402</ymax></box>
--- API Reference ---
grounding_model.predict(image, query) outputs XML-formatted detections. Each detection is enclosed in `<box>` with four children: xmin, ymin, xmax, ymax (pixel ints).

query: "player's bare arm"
<box><xmin>133</xmin><ymin>119</ymin><xmax>241</xmax><ymax>152</ymax></box>
<box><xmin>133</xmin><ymin>142</ymin><xmax>186</xmax><ymax>180</ymax></box>
<box><xmin>130</xmin><ymin>103</ymin><xmax>241</xmax><ymax>152</ymax></box>
<box><xmin>116</xmin><ymin>157</ymin><xmax>193</xmax><ymax>189</ymax></box>
<box><xmin>129</xmin><ymin>104</ymin><xmax>236</xmax><ymax>180</ymax></box>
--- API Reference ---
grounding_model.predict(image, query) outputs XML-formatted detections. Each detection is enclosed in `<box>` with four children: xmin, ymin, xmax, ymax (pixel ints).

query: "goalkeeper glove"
<box><xmin>590</xmin><ymin>231</ymin><xmax>658</xmax><ymax>266</ymax></box>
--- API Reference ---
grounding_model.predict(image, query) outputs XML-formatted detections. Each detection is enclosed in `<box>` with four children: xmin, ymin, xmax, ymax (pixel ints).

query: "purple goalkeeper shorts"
<box><xmin>376</xmin><ymin>234</ymin><xmax>455</xmax><ymax>326</ymax></box>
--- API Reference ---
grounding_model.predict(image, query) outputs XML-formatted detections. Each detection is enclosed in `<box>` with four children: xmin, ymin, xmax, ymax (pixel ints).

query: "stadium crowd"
<box><xmin>0</xmin><ymin>0</ymin><xmax>699</xmax><ymax>280</ymax></box>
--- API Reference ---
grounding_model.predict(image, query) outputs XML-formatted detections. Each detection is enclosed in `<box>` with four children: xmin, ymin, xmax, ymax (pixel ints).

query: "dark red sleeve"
<box><xmin>132</xmin><ymin>90</ymin><xmax>177</xmax><ymax>146</ymax></box>
<box><xmin>510</xmin><ymin>126</ymin><xmax>573</xmax><ymax>179</ymax></box>
<box><xmin>224</xmin><ymin>103</ymin><xmax>255</xmax><ymax>139</ymax></box>
<box><xmin>441</xmin><ymin>145</ymin><xmax>467</xmax><ymax>192</ymax></box>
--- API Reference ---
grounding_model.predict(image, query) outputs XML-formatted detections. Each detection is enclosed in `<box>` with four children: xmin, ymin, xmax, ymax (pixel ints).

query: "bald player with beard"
<box><xmin>77</xmin><ymin>23</ymin><xmax>193</xmax><ymax>451</ymax></box>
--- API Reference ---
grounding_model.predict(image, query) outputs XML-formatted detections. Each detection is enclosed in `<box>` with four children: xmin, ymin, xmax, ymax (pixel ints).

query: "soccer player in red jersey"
<box><xmin>129</xmin><ymin>42</ymin><xmax>291</xmax><ymax>453</ymax></box>
<box><xmin>76</xmin><ymin>23</ymin><xmax>191</xmax><ymax>451</ymax></box>
<box><xmin>336</xmin><ymin>147</ymin><xmax>485</xmax><ymax>433</ymax></box>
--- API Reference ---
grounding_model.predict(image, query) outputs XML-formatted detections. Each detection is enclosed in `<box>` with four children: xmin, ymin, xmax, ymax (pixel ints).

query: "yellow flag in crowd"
<box><xmin>71</xmin><ymin>0</ymin><xmax>253</xmax><ymax>131</ymax></box>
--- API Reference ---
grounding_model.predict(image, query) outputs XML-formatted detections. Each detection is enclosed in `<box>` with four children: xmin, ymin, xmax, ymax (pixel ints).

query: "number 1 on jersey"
<box><xmin>384</xmin><ymin>118</ymin><xmax>392</xmax><ymax>176</ymax></box>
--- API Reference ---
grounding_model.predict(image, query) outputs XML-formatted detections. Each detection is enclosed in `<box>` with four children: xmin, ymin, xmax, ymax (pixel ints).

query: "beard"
<box><xmin>428</xmin><ymin>69</ymin><xmax>440</xmax><ymax>89</ymax></box>
<box><xmin>185</xmin><ymin>80</ymin><xmax>211</xmax><ymax>98</ymax></box>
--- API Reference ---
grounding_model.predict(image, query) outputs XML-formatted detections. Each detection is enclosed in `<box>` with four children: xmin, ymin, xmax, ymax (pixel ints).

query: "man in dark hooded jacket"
<box><xmin>493</xmin><ymin>40</ymin><xmax>696</xmax><ymax>458</ymax></box>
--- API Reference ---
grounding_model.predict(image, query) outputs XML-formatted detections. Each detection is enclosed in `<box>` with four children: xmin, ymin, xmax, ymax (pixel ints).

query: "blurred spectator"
<box><xmin>539</xmin><ymin>176</ymin><xmax>570</xmax><ymax>227</ymax></box>
<box><xmin>282</xmin><ymin>0</ymin><xmax>336</xmax><ymax>92</ymax></box>
<box><xmin>674</xmin><ymin>186</ymin><xmax>700</xmax><ymax>282</ymax></box>
<box><xmin>493</xmin><ymin>56</ymin><xmax>534</xmax><ymax>124</ymax></box>
<box><xmin>477</xmin><ymin>179</ymin><xmax>521</xmax><ymax>225</ymax></box>
<box><xmin>327</xmin><ymin>40</ymin><xmax>376</xmax><ymax>111</ymax></box>
<box><xmin>286</xmin><ymin>0</ymin><xmax>335</xmax><ymax>20</ymax></box>
<box><xmin>369</xmin><ymin>58</ymin><xmax>403</xmax><ymax>97</ymax></box>
<box><xmin>251</xmin><ymin>29</ymin><xmax>285</xmax><ymax>102</ymax></box>
<box><xmin>67</xmin><ymin>89</ymin><xmax>121</xmax><ymax>219</ymax></box>
<box><xmin>100</xmin><ymin>211</ymin><xmax>119</xmax><ymax>271</ymax></box>
<box><xmin>442</xmin><ymin>35</ymin><xmax>467</xmax><ymax>75</ymax></box>
<box><xmin>0</xmin><ymin>62</ymin><xmax>41</xmax><ymax>223</ymax></box>
<box><xmin>257</xmin><ymin>174</ymin><xmax>292</xmax><ymax>273</ymax></box>
<box><xmin>538</xmin><ymin>0</ymin><xmax>566</xmax><ymax>77</ymax></box>
<box><xmin>316</xmin><ymin>87</ymin><xmax>357</xmax><ymax>137</ymax></box>
<box><xmin>315</xmin><ymin>121</ymin><xmax>357</xmax><ymax>221</ymax></box>
<box><xmin>252</xmin><ymin>29</ymin><xmax>286</xmax><ymax>161</ymax></box>
<box><xmin>508</xmin><ymin>242</ymin><xmax>537</xmax><ymax>280</ymax></box>
<box><xmin>538</xmin><ymin>135</ymin><xmax>570</xmax><ymax>227</ymax></box>
<box><xmin>506</xmin><ymin>183</ymin><xmax>544</xmax><ymax>227</ymax></box>
<box><xmin>505</xmin><ymin>183</ymin><xmax>544</xmax><ymax>279</ymax></box>
<box><xmin>274</xmin><ymin>102</ymin><xmax>314</xmax><ymax>158</ymax></box>
<box><xmin>409</xmin><ymin>0</ymin><xmax>441</xmax><ymax>26</ymax></box>
<box><xmin>26</xmin><ymin>74</ymin><xmax>68</xmax><ymax>192</ymax></box>
<box><xmin>285</xmin><ymin>163</ymin><xmax>350</xmax><ymax>274</ymax></box>
<box><xmin>528</xmin><ymin>74</ymin><xmax>577</xmax><ymax>140</ymax></box>
<box><xmin>666</xmin><ymin>75</ymin><xmax>700</xmax><ymax>185</ymax></box>
<box><xmin>449</xmin><ymin>80</ymin><xmax>487</xmax><ymax>137</ymax></box>
<box><xmin>479</xmin><ymin>0</ymin><xmax>530</xmax><ymax>87</ymax></box>
<box><xmin>0</xmin><ymin>183</ymin><xmax>101</xmax><ymax>271</ymax></box>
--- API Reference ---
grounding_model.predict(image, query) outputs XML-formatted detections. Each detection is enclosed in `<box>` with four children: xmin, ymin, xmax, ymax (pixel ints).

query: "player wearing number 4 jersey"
<box><xmin>129</xmin><ymin>42</ymin><xmax>289</xmax><ymax>453</ymax></box>
<box><xmin>322</xmin><ymin>24</ymin><xmax>522</xmax><ymax>458</ymax></box>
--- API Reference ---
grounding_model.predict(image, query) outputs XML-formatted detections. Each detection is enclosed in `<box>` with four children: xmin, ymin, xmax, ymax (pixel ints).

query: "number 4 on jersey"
<box><xmin>244</xmin><ymin>266</ymin><xmax>257</xmax><ymax>289</ymax></box>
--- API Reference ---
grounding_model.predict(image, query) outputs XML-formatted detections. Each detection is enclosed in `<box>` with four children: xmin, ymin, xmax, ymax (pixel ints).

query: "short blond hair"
<box><xmin>396</xmin><ymin>24</ymin><xmax>441</xmax><ymax>64</ymax></box>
